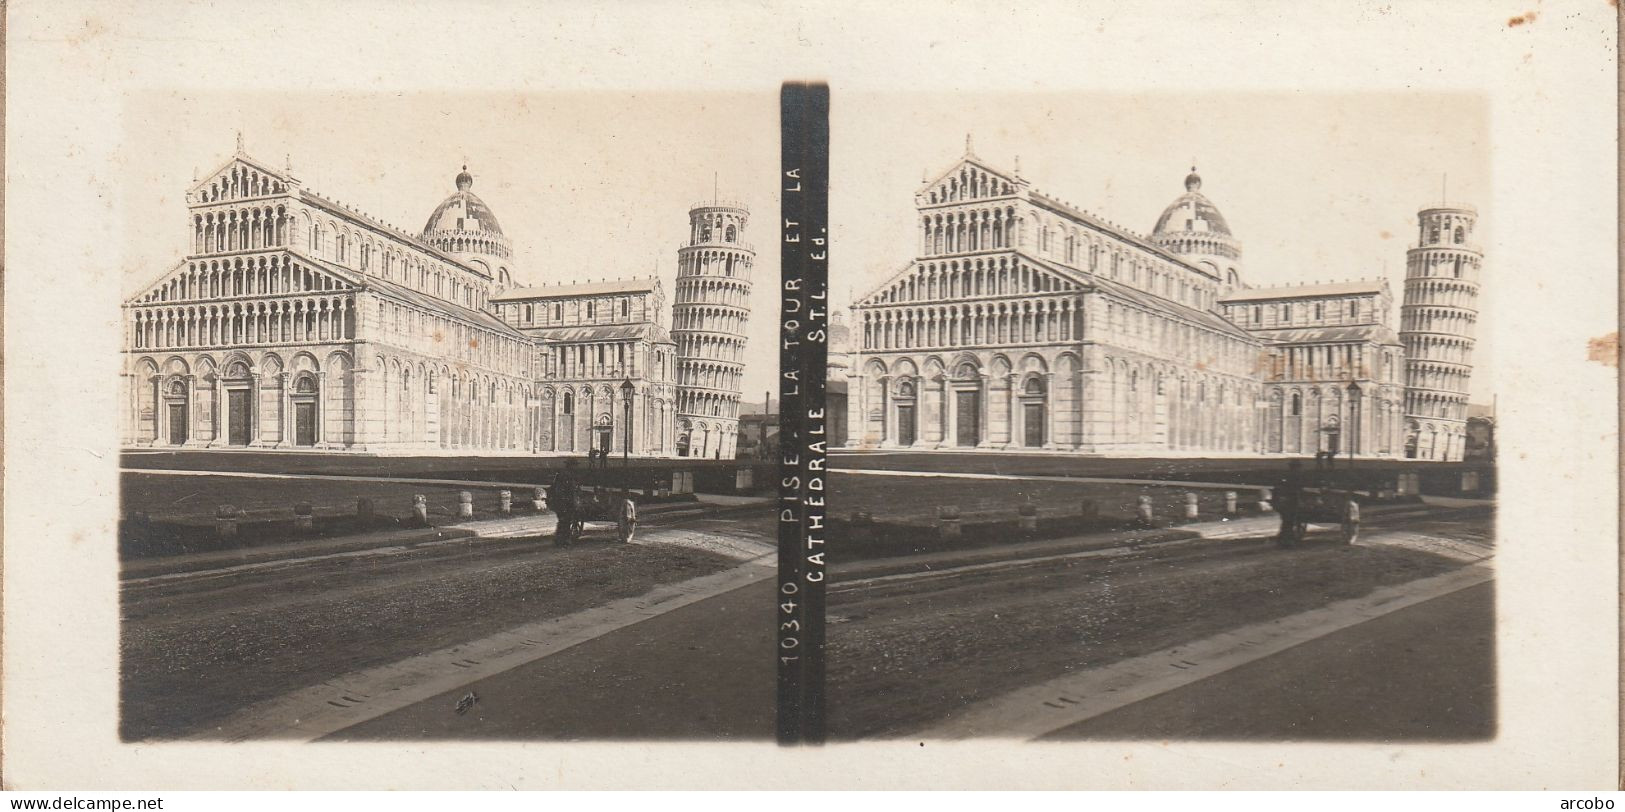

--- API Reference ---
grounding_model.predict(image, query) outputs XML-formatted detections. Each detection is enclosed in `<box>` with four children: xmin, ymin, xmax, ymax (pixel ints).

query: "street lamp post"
<box><xmin>620</xmin><ymin>378</ymin><xmax>634</xmax><ymax>466</ymax></box>
<box><xmin>1346</xmin><ymin>381</ymin><xmax>1362</xmax><ymax>468</ymax></box>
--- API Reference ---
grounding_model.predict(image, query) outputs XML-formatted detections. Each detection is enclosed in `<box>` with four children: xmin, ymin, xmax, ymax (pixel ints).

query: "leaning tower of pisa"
<box><xmin>1399</xmin><ymin>204</ymin><xmax>1482</xmax><ymax>461</ymax></box>
<box><xmin>672</xmin><ymin>200</ymin><xmax>754</xmax><ymax>458</ymax></box>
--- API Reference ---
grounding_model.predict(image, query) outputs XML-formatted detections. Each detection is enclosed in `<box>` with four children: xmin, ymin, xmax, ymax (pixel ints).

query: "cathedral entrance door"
<box><xmin>896</xmin><ymin>405</ymin><xmax>916</xmax><ymax>446</ymax></box>
<box><xmin>1023</xmin><ymin>403</ymin><xmax>1044</xmax><ymax>447</ymax></box>
<box><xmin>294</xmin><ymin>402</ymin><xmax>316</xmax><ymax>447</ymax></box>
<box><xmin>167</xmin><ymin>403</ymin><xmax>187</xmax><ymax>445</ymax></box>
<box><xmin>955</xmin><ymin>392</ymin><xmax>979</xmax><ymax>447</ymax></box>
<box><xmin>228</xmin><ymin>390</ymin><xmax>251</xmax><ymax>446</ymax></box>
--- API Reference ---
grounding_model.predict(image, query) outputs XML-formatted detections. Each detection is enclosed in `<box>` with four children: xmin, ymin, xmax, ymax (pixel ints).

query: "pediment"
<box><xmin>918</xmin><ymin>156</ymin><xmax>1020</xmax><ymax>207</ymax></box>
<box><xmin>188</xmin><ymin>155</ymin><xmax>295</xmax><ymax>204</ymax></box>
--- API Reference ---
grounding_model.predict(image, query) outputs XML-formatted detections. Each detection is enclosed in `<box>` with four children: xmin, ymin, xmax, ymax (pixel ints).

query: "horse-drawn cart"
<box><xmin>549</xmin><ymin>457</ymin><xmax>638</xmax><ymax>545</ymax></box>
<box><xmin>1277</xmin><ymin>485</ymin><xmax>1360</xmax><ymax>547</ymax></box>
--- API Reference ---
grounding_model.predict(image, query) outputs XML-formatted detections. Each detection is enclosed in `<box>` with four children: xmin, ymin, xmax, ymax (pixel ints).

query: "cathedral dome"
<box><xmin>422</xmin><ymin>165</ymin><xmax>512</xmax><ymax>261</ymax></box>
<box><xmin>1152</xmin><ymin>167</ymin><xmax>1232</xmax><ymax>238</ymax></box>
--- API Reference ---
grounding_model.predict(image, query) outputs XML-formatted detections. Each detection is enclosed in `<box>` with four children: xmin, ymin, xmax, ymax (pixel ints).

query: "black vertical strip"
<box><xmin>797</xmin><ymin>85</ymin><xmax>830</xmax><ymax>745</ymax></box>
<box><xmin>777</xmin><ymin>82</ymin><xmax>810</xmax><ymax>745</ymax></box>
<box><xmin>778</xmin><ymin>82</ymin><xmax>829</xmax><ymax>745</ymax></box>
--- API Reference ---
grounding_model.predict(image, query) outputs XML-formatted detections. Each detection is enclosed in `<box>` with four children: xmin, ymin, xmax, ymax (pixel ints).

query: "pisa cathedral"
<box><xmin>121</xmin><ymin>138</ymin><xmax>752</xmax><ymax>457</ymax></box>
<box><xmin>846</xmin><ymin>141</ymin><xmax>1480</xmax><ymax>460</ymax></box>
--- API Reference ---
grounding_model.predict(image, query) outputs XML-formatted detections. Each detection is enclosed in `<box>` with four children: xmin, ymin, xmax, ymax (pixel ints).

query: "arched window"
<box><xmin>725</xmin><ymin>225</ymin><xmax>737</xmax><ymax>242</ymax></box>
<box><xmin>1290</xmin><ymin>393</ymin><xmax>1302</xmax><ymax>416</ymax></box>
<box><xmin>587</xmin><ymin>301</ymin><xmax>596</xmax><ymax>319</ymax></box>
<box><xmin>1023</xmin><ymin>377</ymin><xmax>1045</xmax><ymax>396</ymax></box>
<box><xmin>1281</xmin><ymin>303</ymin><xmax>1292</xmax><ymax>322</ymax></box>
<box><xmin>1453</xmin><ymin>226</ymin><xmax>1465</xmax><ymax>244</ymax></box>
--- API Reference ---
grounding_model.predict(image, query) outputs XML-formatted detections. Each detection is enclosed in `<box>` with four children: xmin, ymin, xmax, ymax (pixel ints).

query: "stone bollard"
<box><xmin>1137</xmin><ymin>495</ymin><xmax>1155</xmax><ymax>526</ymax></box>
<box><xmin>214</xmin><ymin>505</ymin><xmax>239</xmax><ymax>540</ymax></box>
<box><xmin>412</xmin><ymin>494</ymin><xmax>429</xmax><ymax>525</ymax></box>
<box><xmin>458</xmin><ymin>491</ymin><xmax>474</xmax><ymax>519</ymax></box>
<box><xmin>532</xmin><ymin>488</ymin><xmax>547</xmax><ymax>511</ymax></box>
<box><xmin>1224</xmin><ymin>491</ymin><xmax>1238</xmax><ymax>515</ymax></box>
<box><xmin>1258</xmin><ymin>487</ymin><xmax>1273</xmax><ymax>513</ymax></box>
<box><xmin>293</xmin><ymin>502</ymin><xmax>315</xmax><ymax>533</ymax></box>
<box><xmin>1018</xmin><ymin>501</ymin><xmax>1039</xmax><ymax>534</ymax></box>
<box><xmin>499</xmin><ymin>490</ymin><xmax>513</xmax><ymax>515</ymax></box>
<box><xmin>356</xmin><ymin>498</ymin><xmax>374</xmax><ymax>519</ymax></box>
<box><xmin>1184</xmin><ymin>492</ymin><xmax>1199</xmax><ymax>521</ymax></box>
<box><xmin>938</xmin><ymin>506</ymin><xmax>962</xmax><ymax>541</ymax></box>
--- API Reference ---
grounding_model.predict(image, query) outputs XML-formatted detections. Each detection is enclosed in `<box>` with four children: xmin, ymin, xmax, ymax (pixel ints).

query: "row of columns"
<box><xmin>132</xmin><ymin>297</ymin><xmax>353</xmax><ymax>350</ymax></box>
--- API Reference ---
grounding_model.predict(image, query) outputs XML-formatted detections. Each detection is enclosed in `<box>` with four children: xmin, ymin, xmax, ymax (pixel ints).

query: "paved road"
<box><xmin>1044</xmin><ymin>581</ymin><xmax>1495</xmax><ymax>741</ymax></box>
<box><xmin>825</xmin><ymin>504</ymin><xmax>1494</xmax><ymax>740</ymax></box>
<box><xmin>121</xmin><ymin>511</ymin><xmax>773</xmax><ymax>740</ymax></box>
<box><xmin>330</xmin><ymin>577</ymin><xmax>773</xmax><ymax>740</ymax></box>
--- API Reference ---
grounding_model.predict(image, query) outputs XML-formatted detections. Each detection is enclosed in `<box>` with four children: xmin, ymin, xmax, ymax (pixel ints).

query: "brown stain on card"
<box><xmin>1587</xmin><ymin>332</ymin><xmax>1619</xmax><ymax>367</ymax></box>
<box><xmin>1507</xmin><ymin>11</ymin><xmax>1537</xmax><ymax>26</ymax></box>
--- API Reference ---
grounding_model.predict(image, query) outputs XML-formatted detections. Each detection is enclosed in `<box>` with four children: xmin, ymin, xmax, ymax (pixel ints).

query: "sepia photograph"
<box><xmin>825</xmin><ymin>92</ymin><xmax>1498</xmax><ymax>741</ymax></box>
<box><xmin>2</xmin><ymin>0</ymin><xmax>1617</xmax><ymax>794</ymax></box>
<box><xmin>115</xmin><ymin>90</ymin><xmax>784</xmax><ymax>741</ymax></box>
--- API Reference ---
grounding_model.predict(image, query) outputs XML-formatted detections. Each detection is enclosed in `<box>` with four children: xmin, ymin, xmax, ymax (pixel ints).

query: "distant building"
<box><xmin>735</xmin><ymin>408</ymin><xmax>779</xmax><ymax>460</ymax></box>
<box><xmin>827</xmin><ymin>309</ymin><xmax>852</xmax><ymax>448</ymax></box>
<box><xmin>846</xmin><ymin>140</ymin><xmax>1480</xmax><ymax>459</ymax></box>
<box><xmin>1464</xmin><ymin>402</ymin><xmax>1496</xmax><ymax>461</ymax></box>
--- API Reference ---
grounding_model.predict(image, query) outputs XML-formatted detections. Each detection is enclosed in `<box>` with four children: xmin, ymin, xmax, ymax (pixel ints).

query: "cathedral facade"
<box><xmin>845</xmin><ymin>143</ymin><xmax>1476</xmax><ymax>460</ymax></box>
<box><xmin>121</xmin><ymin>141</ymin><xmax>747</xmax><ymax>457</ymax></box>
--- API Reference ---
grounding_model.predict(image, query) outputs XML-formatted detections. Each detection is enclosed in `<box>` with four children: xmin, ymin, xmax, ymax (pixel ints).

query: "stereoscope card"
<box><xmin>1</xmin><ymin>0</ymin><xmax>1618</xmax><ymax>791</ymax></box>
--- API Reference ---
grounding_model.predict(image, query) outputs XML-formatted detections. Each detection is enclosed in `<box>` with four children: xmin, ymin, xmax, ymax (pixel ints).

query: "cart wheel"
<box><xmin>554</xmin><ymin>511</ymin><xmax>575</xmax><ymax>546</ymax></box>
<box><xmin>1342</xmin><ymin>500</ymin><xmax>1361</xmax><ymax>544</ymax></box>
<box><xmin>618</xmin><ymin>499</ymin><xmax>638</xmax><ymax>543</ymax></box>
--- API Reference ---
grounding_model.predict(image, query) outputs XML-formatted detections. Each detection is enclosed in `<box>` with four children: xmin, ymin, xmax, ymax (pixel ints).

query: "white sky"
<box><xmin>831</xmin><ymin>91</ymin><xmax>1494</xmax><ymax>403</ymax></box>
<box><xmin>121</xmin><ymin>90</ymin><xmax>783</xmax><ymax>403</ymax></box>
